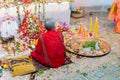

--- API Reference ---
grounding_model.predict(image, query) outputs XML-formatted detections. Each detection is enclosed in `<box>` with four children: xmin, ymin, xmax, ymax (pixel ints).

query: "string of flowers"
<box><xmin>38</xmin><ymin>1</ymin><xmax>41</xmax><ymax>19</ymax></box>
<box><xmin>23</xmin><ymin>4</ymin><xmax>29</xmax><ymax>13</ymax></box>
<box><xmin>34</xmin><ymin>0</ymin><xmax>37</xmax><ymax>15</ymax></box>
<box><xmin>42</xmin><ymin>1</ymin><xmax>45</xmax><ymax>22</ymax></box>
<box><xmin>15</xmin><ymin>1</ymin><xmax>21</xmax><ymax>26</ymax></box>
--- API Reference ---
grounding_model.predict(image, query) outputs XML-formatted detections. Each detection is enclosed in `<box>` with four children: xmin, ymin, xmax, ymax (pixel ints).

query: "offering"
<box><xmin>65</xmin><ymin>37</ymin><xmax>111</xmax><ymax>57</ymax></box>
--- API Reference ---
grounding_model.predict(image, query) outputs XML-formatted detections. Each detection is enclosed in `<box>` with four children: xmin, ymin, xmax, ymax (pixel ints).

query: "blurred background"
<box><xmin>72</xmin><ymin>0</ymin><xmax>114</xmax><ymax>12</ymax></box>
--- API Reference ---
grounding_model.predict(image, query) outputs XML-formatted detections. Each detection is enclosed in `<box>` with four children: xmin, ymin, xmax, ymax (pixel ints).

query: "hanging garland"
<box><xmin>17</xmin><ymin>6</ymin><xmax>21</xmax><ymax>25</ymax></box>
<box><xmin>34</xmin><ymin>0</ymin><xmax>37</xmax><ymax>15</ymax></box>
<box><xmin>23</xmin><ymin>4</ymin><xmax>29</xmax><ymax>13</ymax></box>
<box><xmin>42</xmin><ymin>1</ymin><xmax>45</xmax><ymax>22</ymax></box>
<box><xmin>15</xmin><ymin>1</ymin><xmax>21</xmax><ymax>26</ymax></box>
<box><xmin>38</xmin><ymin>1</ymin><xmax>41</xmax><ymax>19</ymax></box>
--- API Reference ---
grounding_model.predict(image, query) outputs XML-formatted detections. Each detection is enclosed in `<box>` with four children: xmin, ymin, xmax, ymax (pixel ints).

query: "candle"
<box><xmin>94</xmin><ymin>17</ymin><xmax>99</xmax><ymax>36</ymax></box>
<box><xmin>89</xmin><ymin>17</ymin><xmax>93</xmax><ymax>32</ymax></box>
<box><xmin>83</xmin><ymin>27</ymin><xmax>87</xmax><ymax>38</ymax></box>
<box><xmin>78</xmin><ymin>22</ymin><xmax>82</xmax><ymax>34</ymax></box>
<box><xmin>80</xmin><ymin>26</ymin><xmax>84</xmax><ymax>37</ymax></box>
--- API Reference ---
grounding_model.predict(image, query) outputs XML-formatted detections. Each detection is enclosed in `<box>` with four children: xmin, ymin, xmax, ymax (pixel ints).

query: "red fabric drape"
<box><xmin>31</xmin><ymin>30</ymin><xmax>65</xmax><ymax>68</ymax></box>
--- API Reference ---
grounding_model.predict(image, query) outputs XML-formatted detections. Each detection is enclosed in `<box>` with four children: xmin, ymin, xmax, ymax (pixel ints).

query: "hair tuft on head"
<box><xmin>44</xmin><ymin>19</ymin><xmax>55</xmax><ymax>30</ymax></box>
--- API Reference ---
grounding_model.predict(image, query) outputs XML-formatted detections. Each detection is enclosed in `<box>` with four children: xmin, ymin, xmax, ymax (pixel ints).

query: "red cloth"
<box><xmin>31</xmin><ymin>30</ymin><xmax>65</xmax><ymax>68</ymax></box>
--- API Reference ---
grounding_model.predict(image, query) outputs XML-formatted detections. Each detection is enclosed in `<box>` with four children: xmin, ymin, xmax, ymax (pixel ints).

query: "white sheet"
<box><xmin>43</xmin><ymin>2</ymin><xmax>71</xmax><ymax>24</ymax></box>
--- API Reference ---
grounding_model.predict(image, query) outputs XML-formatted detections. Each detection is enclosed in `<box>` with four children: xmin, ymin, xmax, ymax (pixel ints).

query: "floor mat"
<box><xmin>32</xmin><ymin>56</ymin><xmax>73</xmax><ymax>71</ymax></box>
<box><xmin>29</xmin><ymin>56</ymin><xmax>72</xmax><ymax>80</ymax></box>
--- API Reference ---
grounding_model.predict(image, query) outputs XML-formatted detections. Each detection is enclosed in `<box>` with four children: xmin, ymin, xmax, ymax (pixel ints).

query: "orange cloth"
<box><xmin>108</xmin><ymin>0</ymin><xmax>120</xmax><ymax>33</ymax></box>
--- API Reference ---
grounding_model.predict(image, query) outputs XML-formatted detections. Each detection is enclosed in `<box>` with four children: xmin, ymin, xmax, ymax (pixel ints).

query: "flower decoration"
<box><xmin>55</xmin><ymin>21</ymin><xmax>74</xmax><ymax>38</ymax></box>
<box><xmin>55</xmin><ymin>21</ymin><xmax>75</xmax><ymax>45</ymax></box>
<box><xmin>3</xmin><ymin>42</ymin><xmax>15</xmax><ymax>54</ymax></box>
<box><xmin>56</xmin><ymin>22</ymin><xmax>70</xmax><ymax>32</ymax></box>
<box><xmin>2</xmin><ymin>35</ymin><xmax>28</xmax><ymax>54</ymax></box>
<box><xmin>19</xmin><ymin>10</ymin><xmax>46</xmax><ymax>45</ymax></box>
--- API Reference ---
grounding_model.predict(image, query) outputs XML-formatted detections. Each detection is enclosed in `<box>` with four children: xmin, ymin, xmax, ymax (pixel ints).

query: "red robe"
<box><xmin>31</xmin><ymin>30</ymin><xmax>65</xmax><ymax>68</ymax></box>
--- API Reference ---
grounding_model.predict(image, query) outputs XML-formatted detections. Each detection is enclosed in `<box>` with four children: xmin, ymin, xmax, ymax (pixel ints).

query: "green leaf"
<box><xmin>102</xmin><ymin>64</ymin><xmax>107</xmax><ymax>69</ymax></box>
<box><xmin>83</xmin><ymin>41</ymin><xmax>96</xmax><ymax>50</ymax></box>
<box><xmin>36</xmin><ymin>69</ymin><xmax>44</xmax><ymax>76</ymax></box>
<box><xmin>81</xmin><ymin>72</ymin><xmax>88</xmax><ymax>77</ymax></box>
<box><xmin>76</xmin><ymin>70</ymin><xmax>80</xmax><ymax>73</ymax></box>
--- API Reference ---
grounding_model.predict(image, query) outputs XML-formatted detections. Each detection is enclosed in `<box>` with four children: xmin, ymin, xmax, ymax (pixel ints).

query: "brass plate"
<box><xmin>65</xmin><ymin>38</ymin><xmax>111</xmax><ymax>57</ymax></box>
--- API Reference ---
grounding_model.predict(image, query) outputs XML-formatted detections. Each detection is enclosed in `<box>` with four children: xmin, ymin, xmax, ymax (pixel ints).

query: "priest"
<box><xmin>31</xmin><ymin>19</ymin><xmax>66</xmax><ymax>68</ymax></box>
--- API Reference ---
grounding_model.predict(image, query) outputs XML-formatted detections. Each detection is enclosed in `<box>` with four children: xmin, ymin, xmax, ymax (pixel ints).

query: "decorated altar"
<box><xmin>0</xmin><ymin>0</ymin><xmax>73</xmax><ymax>55</ymax></box>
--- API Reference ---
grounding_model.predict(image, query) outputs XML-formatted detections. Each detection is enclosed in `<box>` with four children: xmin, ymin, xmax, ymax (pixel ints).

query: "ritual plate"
<box><xmin>71</xmin><ymin>10</ymin><xmax>85</xmax><ymax>18</ymax></box>
<box><xmin>65</xmin><ymin>38</ymin><xmax>111</xmax><ymax>57</ymax></box>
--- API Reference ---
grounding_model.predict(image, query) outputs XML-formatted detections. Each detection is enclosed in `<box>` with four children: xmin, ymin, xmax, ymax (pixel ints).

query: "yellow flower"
<box><xmin>72</xmin><ymin>28</ymin><xmax>78</xmax><ymax>34</ymax></box>
<box><xmin>30</xmin><ymin>39</ymin><xmax>38</xmax><ymax>47</ymax></box>
<box><xmin>3</xmin><ymin>64</ymin><xmax>8</xmax><ymax>69</ymax></box>
<box><xmin>19</xmin><ymin>45</ymin><xmax>24</xmax><ymax>51</ymax></box>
